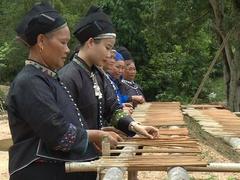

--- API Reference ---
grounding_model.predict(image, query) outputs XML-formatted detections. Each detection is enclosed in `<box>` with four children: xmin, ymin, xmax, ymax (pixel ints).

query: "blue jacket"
<box><xmin>107</xmin><ymin>74</ymin><xmax>130</xmax><ymax>104</ymax></box>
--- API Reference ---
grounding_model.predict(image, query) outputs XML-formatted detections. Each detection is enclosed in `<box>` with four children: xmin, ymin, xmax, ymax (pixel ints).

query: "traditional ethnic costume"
<box><xmin>7</xmin><ymin>3</ymin><xmax>95</xmax><ymax>180</ymax></box>
<box><xmin>59</xmin><ymin>6</ymin><xmax>136</xmax><ymax>142</ymax></box>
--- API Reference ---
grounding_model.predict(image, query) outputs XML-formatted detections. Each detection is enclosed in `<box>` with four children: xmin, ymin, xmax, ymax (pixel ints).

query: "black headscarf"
<box><xmin>74</xmin><ymin>6</ymin><xmax>116</xmax><ymax>44</ymax></box>
<box><xmin>116</xmin><ymin>46</ymin><xmax>133</xmax><ymax>61</ymax></box>
<box><xmin>16</xmin><ymin>2</ymin><xmax>66</xmax><ymax>46</ymax></box>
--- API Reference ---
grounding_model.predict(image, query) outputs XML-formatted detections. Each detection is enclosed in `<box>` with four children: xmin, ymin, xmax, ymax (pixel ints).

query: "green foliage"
<box><xmin>0</xmin><ymin>0</ymin><xmax>98</xmax><ymax>83</ymax></box>
<box><xmin>0</xmin><ymin>42</ymin><xmax>12</xmax><ymax>61</ymax></box>
<box><xmin>0</xmin><ymin>88</ymin><xmax>6</xmax><ymax>111</ymax></box>
<box><xmin>227</xmin><ymin>176</ymin><xmax>238</xmax><ymax>180</ymax></box>
<box><xmin>0</xmin><ymin>42</ymin><xmax>18</xmax><ymax>82</ymax></box>
<box><xmin>136</xmin><ymin>0</ymin><xmax>216</xmax><ymax>102</ymax></box>
<box><xmin>208</xmin><ymin>77</ymin><xmax>226</xmax><ymax>102</ymax></box>
<box><xmin>206</xmin><ymin>175</ymin><xmax>218</xmax><ymax>180</ymax></box>
<box><xmin>97</xmin><ymin>0</ymin><xmax>218</xmax><ymax>102</ymax></box>
<box><xmin>0</xmin><ymin>0</ymin><xmax>225</xmax><ymax>103</ymax></box>
<box><xmin>98</xmin><ymin>0</ymin><xmax>149</xmax><ymax>66</ymax></box>
<box><xmin>0</xmin><ymin>89</ymin><xmax>4</xmax><ymax>99</ymax></box>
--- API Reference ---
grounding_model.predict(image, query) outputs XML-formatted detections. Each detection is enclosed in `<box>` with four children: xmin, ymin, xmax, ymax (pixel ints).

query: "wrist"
<box><xmin>128</xmin><ymin>121</ymin><xmax>141</xmax><ymax>132</ymax></box>
<box><xmin>87</xmin><ymin>130</ymin><xmax>102</xmax><ymax>142</ymax></box>
<box><xmin>131</xmin><ymin>96</ymin><xmax>136</xmax><ymax>101</ymax></box>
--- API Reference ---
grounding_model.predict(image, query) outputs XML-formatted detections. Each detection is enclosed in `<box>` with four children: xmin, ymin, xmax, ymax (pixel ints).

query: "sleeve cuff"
<box><xmin>54</xmin><ymin>123</ymin><xmax>77</xmax><ymax>152</ymax></box>
<box><xmin>117</xmin><ymin>116</ymin><xmax>136</xmax><ymax>136</ymax></box>
<box><xmin>111</xmin><ymin>109</ymin><xmax>136</xmax><ymax>136</ymax></box>
<box><xmin>54</xmin><ymin>123</ymin><xmax>88</xmax><ymax>154</ymax></box>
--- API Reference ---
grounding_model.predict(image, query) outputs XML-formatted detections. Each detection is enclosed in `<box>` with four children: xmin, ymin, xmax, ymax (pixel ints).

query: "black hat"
<box><xmin>16</xmin><ymin>2</ymin><xmax>66</xmax><ymax>46</ymax></box>
<box><xmin>73</xmin><ymin>6</ymin><xmax>116</xmax><ymax>44</ymax></box>
<box><xmin>117</xmin><ymin>46</ymin><xmax>133</xmax><ymax>60</ymax></box>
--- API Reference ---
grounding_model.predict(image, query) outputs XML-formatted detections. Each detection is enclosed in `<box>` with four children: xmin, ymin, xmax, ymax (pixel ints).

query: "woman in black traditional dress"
<box><xmin>59</xmin><ymin>5</ymin><xmax>159</xmax><ymax>157</ymax></box>
<box><xmin>7</xmin><ymin>2</ymin><xmax>123</xmax><ymax>180</ymax></box>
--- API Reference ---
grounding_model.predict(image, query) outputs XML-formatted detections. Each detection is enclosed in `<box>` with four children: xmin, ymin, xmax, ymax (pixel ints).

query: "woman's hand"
<box><xmin>123</xmin><ymin>103</ymin><xmax>134</xmax><ymax>115</ymax></box>
<box><xmin>129</xmin><ymin>122</ymin><xmax>159</xmax><ymax>139</ymax></box>
<box><xmin>101</xmin><ymin>126</ymin><xmax>127</xmax><ymax>138</ymax></box>
<box><xmin>132</xmin><ymin>95</ymin><xmax>145</xmax><ymax>104</ymax></box>
<box><xmin>87</xmin><ymin>130</ymin><xmax>124</xmax><ymax>151</ymax></box>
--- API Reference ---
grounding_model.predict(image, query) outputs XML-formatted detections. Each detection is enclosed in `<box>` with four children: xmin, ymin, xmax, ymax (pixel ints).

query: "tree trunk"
<box><xmin>209</xmin><ymin>0</ymin><xmax>240</xmax><ymax>111</ymax></box>
<box><xmin>230</xmin><ymin>30</ymin><xmax>240</xmax><ymax>111</ymax></box>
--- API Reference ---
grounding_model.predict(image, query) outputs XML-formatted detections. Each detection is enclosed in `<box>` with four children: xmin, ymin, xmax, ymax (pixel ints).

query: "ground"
<box><xmin>0</xmin><ymin>117</ymin><xmax>10</xmax><ymax>180</ymax></box>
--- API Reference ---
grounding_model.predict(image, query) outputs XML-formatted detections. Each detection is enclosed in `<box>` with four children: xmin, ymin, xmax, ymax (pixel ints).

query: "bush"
<box><xmin>0</xmin><ymin>89</ymin><xmax>6</xmax><ymax>111</ymax></box>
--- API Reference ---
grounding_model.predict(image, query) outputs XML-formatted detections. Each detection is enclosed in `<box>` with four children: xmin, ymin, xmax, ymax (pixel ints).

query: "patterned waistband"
<box><xmin>34</xmin><ymin>159</ymin><xmax>63</xmax><ymax>164</ymax></box>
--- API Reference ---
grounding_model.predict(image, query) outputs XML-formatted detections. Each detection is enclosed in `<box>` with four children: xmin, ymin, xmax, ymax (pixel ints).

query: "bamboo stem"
<box><xmin>110</xmin><ymin>148</ymin><xmax>200</xmax><ymax>154</ymax></box>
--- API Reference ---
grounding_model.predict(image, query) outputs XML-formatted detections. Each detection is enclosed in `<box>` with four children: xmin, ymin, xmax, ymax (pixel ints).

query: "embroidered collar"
<box><xmin>122</xmin><ymin>79</ymin><xmax>139</xmax><ymax>89</ymax></box>
<box><xmin>25</xmin><ymin>59</ymin><xmax>57</xmax><ymax>78</ymax></box>
<box><xmin>72</xmin><ymin>54</ymin><xmax>103</xmax><ymax>128</ymax></box>
<box><xmin>105</xmin><ymin>73</ymin><xmax>118</xmax><ymax>91</ymax></box>
<box><xmin>104</xmin><ymin>72</ymin><xmax>122</xmax><ymax>105</ymax></box>
<box><xmin>72</xmin><ymin>54</ymin><xmax>93</xmax><ymax>73</ymax></box>
<box><xmin>72</xmin><ymin>55</ymin><xmax>103</xmax><ymax>100</ymax></box>
<box><xmin>122</xmin><ymin>79</ymin><xmax>134</xmax><ymax>85</ymax></box>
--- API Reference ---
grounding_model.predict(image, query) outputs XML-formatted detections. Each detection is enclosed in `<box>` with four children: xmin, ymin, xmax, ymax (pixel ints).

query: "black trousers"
<box><xmin>10</xmin><ymin>162</ymin><xmax>97</xmax><ymax>180</ymax></box>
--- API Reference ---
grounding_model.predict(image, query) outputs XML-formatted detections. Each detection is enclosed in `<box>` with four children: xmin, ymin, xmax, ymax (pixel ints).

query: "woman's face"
<box><xmin>90</xmin><ymin>38</ymin><xmax>115</xmax><ymax>66</ymax></box>
<box><xmin>39</xmin><ymin>26</ymin><xmax>70</xmax><ymax>70</ymax></box>
<box><xmin>103</xmin><ymin>51</ymin><xmax>115</xmax><ymax>72</ymax></box>
<box><xmin>124</xmin><ymin>62</ymin><xmax>136</xmax><ymax>81</ymax></box>
<box><xmin>111</xmin><ymin>60</ymin><xmax>125</xmax><ymax>80</ymax></box>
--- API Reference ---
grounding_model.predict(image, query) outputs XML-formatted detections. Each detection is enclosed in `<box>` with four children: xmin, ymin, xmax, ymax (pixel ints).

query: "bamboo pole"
<box><xmin>110</xmin><ymin>148</ymin><xmax>200</xmax><ymax>154</ymax></box>
<box><xmin>65</xmin><ymin>162</ymin><xmax>240</xmax><ymax>173</ymax></box>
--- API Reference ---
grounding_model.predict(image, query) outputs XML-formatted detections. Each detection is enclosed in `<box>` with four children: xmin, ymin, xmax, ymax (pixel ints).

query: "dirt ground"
<box><xmin>0</xmin><ymin>116</ymin><xmax>10</xmax><ymax>180</ymax></box>
<box><xmin>1</xmin><ymin>115</ymin><xmax>240</xmax><ymax>180</ymax></box>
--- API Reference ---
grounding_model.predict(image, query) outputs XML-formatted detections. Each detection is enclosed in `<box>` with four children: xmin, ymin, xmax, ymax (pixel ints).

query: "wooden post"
<box><xmin>99</xmin><ymin>136</ymin><xmax>111</xmax><ymax>179</ymax></box>
<box><xmin>102</xmin><ymin>136</ymin><xmax>110</xmax><ymax>156</ymax></box>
